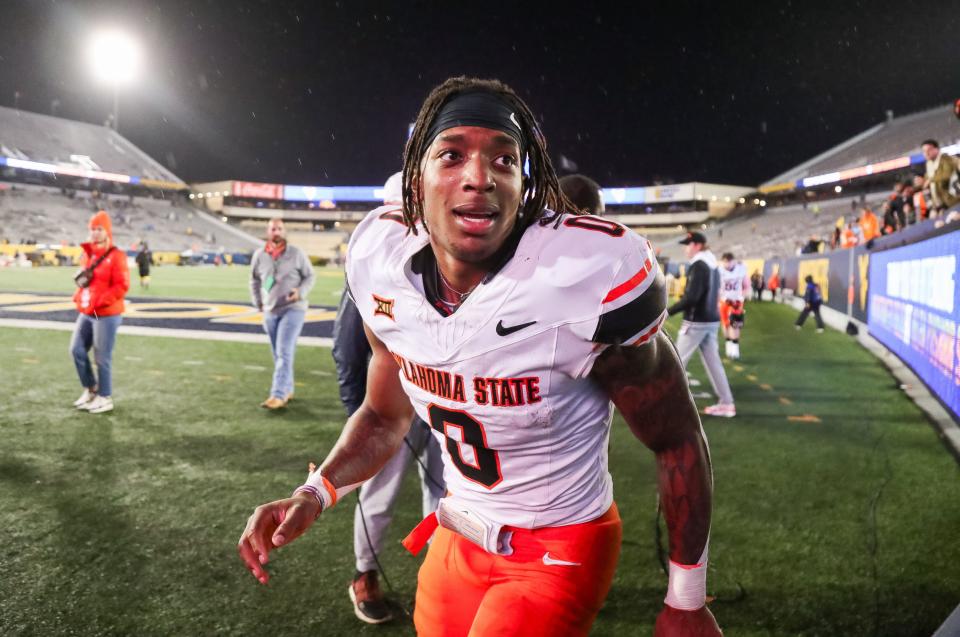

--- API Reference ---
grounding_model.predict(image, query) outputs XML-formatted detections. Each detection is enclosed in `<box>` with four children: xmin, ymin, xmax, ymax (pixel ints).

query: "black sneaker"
<box><xmin>348</xmin><ymin>571</ymin><xmax>393</xmax><ymax>624</ymax></box>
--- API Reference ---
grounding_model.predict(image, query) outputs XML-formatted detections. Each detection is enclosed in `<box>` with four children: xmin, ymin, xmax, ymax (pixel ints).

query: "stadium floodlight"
<box><xmin>87</xmin><ymin>29</ymin><xmax>142</xmax><ymax>131</ymax></box>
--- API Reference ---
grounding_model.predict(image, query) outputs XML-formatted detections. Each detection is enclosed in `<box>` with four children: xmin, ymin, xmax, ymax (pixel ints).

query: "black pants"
<box><xmin>796</xmin><ymin>304</ymin><xmax>824</xmax><ymax>329</ymax></box>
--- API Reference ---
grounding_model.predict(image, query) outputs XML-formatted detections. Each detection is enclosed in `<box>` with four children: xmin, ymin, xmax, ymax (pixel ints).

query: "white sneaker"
<box><xmin>74</xmin><ymin>389</ymin><xmax>97</xmax><ymax>409</ymax></box>
<box><xmin>703</xmin><ymin>403</ymin><xmax>736</xmax><ymax>418</ymax></box>
<box><xmin>86</xmin><ymin>395</ymin><xmax>114</xmax><ymax>414</ymax></box>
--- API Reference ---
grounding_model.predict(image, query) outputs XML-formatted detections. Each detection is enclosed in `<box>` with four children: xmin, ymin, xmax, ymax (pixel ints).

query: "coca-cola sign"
<box><xmin>232</xmin><ymin>181</ymin><xmax>283</xmax><ymax>199</ymax></box>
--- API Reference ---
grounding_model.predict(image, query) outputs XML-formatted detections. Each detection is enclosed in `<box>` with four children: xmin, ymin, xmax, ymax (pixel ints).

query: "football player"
<box><xmin>718</xmin><ymin>252</ymin><xmax>749</xmax><ymax>359</ymax></box>
<box><xmin>239</xmin><ymin>77</ymin><xmax>720</xmax><ymax>637</ymax></box>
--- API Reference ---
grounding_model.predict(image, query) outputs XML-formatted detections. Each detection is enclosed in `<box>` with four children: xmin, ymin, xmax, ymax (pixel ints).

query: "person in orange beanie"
<box><xmin>70</xmin><ymin>210</ymin><xmax>130</xmax><ymax>414</ymax></box>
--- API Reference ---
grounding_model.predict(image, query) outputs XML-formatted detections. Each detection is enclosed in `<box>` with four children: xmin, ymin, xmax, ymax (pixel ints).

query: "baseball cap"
<box><xmin>679</xmin><ymin>231</ymin><xmax>707</xmax><ymax>245</ymax></box>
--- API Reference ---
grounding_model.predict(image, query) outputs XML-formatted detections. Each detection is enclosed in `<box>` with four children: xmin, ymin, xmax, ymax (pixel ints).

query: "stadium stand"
<box><xmin>650</xmin><ymin>103</ymin><xmax>960</xmax><ymax>265</ymax></box>
<box><xmin>0</xmin><ymin>105</ymin><xmax>182</xmax><ymax>183</ymax></box>
<box><xmin>238</xmin><ymin>219</ymin><xmax>348</xmax><ymax>260</ymax></box>
<box><xmin>656</xmin><ymin>191</ymin><xmax>892</xmax><ymax>262</ymax></box>
<box><xmin>0</xmin><ymin>182</ymin><xmax>259</xmax><ymax>253</ymax></box>
<box><xmin>763</xmin><ymin>103</ymin><xmax>959</xmax><ymax>188</ymax></box>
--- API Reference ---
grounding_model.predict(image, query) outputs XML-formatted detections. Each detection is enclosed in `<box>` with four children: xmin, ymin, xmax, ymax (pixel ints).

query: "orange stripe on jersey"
<box><xmin>602</xmin><ymin>258</ymin><xmax>652</xmax><ymax>303</ymax></box>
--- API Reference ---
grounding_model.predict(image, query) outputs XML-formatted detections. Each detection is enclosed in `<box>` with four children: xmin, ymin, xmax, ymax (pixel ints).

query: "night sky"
<box><xmin>1</xmin><ymin>0</ymin><xmax>957</xmax><ymax>188</ymax></box>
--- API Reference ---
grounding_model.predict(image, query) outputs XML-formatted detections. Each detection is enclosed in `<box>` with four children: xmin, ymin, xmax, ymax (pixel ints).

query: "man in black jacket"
<box><xmin>667</xmin><ymin>232</ymin><xmax>736</xmax><ymax>417</ymax></box>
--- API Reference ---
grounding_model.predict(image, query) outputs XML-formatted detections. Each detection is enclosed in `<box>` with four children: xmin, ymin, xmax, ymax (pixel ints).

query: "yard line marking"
<box><xmin>309</xmin><ymin>370</ymin><xmax>331</xmax><ymax>376</ymax></box>
<box><xmin>125</xmin><ymin>356</ymin><xmax>143</xmax><ymax>361</ymax></box>
<box><xmin>148</xmin><ymin>369</ymin><xmax>165</xmax><ymax>375</ymax></box>
<box><xmin>295</xmin><ymin>381</ymin><xmax>305</xmax><ymax>387</ymax></box>
<box><xmin>14</xmin><ymin>346</ymin><xmax>32</xmax><ymax>352</ymax></box>
<box><xmin>778</xmin><ymin>396</ymin><xmax>793</xmax><ymax>405</ymax></box>
<box><xmin>692</xmin><ymin>391</ymin><xmax>714</xmax><ymax>399</ymax></box>
<box><xmin>22</xmin><ymin>357</ymin><xmax>39</xmax><ymax>364</ymax></box>
<box><xmin>212</xmin><ymin>374</ymin><xmax>233</xmax><ymax>382</ymax></box>
<box><xmin>243</xmin><ymin>365</ymin><xmax>267</xmax><ymax>371</ymax></box>
<box><xmin>0</xmin><ymin>319</ymin><xmax>334</xmax><ymax>348</ymax></box>
<box><xmin>759</xmin><ymin>383</ymin><xmax>773</xmax><ymax>391</ymax></box>
<box><xmin>183</xmin><ymin>360</ymin><xmax>204</xmax><ymax>366</ymax></box>
<box><xmin>787</xmin><ymin>414</ymin><xmax>821</xmax><ymax>423</ymax></box>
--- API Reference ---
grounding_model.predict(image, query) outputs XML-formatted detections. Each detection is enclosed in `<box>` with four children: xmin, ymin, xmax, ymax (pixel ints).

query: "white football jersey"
<box><xmin>719</xmin><ymin>262</ymin><xmax>748</xmax><ymax>302</ymax></box>
<box><xmin>347</xmin><ymin>207</ymin><xmax>666</xmax><ymax>529</ymax></box>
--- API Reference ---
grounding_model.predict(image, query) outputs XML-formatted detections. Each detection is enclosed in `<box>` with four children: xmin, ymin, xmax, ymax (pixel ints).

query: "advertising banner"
<box><xmin>232</xmin><ymin>181</ymin><xmax>283</xmax><ymax>199</ymax></box>
<box><xmin>283</xmin><ymin>185</ymin><xmax>335</xmax><ymax>202</ymax></box>
<box><xmin>868</xmin><ymin>229</ymin><xmax>960</xmax><ymax>420</ymax></box>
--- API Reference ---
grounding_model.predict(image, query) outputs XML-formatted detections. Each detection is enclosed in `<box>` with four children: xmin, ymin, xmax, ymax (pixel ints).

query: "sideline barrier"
<box><xmin>768</xmin><ymin>221</ymin><xmax>959</xmax><ymax>422</ymax></box>
<box><xmin>867</xmin><ymin>228</ymin><xmax>959</xmax><ymax>420</ymax></box>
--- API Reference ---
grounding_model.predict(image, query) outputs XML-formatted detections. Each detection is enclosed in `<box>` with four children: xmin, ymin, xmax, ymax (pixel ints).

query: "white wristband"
<box><xmin>302</xmin><ymin>470</ymin><xmax>362</xmax><ymax>510</ymax></box>
<box><xmin>664</xmin><ymin>545</ymin><xmax>708</xmax><ymax>611</ymax></box>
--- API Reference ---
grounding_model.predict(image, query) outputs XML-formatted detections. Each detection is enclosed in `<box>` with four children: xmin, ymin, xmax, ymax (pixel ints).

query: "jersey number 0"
<box><xmin>427</xmin><ymin>404</ymin><xmax>503</xmax><ymax>489</ymax></box>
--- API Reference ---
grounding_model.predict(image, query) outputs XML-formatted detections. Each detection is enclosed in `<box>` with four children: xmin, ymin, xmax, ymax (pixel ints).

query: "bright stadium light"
<box><xmin>87</xmin><ymin>29</ymin><xmax>142</xmax><ymax>131</ymax></box>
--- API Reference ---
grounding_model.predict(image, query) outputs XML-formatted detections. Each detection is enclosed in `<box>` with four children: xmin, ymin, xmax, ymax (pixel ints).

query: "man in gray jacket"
<box><xmin>667</xmin><ymin>232</ymin><xmax>735</xmax><ymax>418</ymax></box>
<box><xmin>250</xmin><ymin>218</ymin><xmax>316</xmax><ymax>409</ymax></box>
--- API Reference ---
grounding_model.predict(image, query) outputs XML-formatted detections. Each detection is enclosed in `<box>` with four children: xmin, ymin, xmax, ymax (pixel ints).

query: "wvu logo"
<box><xmin>373</xmin><ymin>294</ymin><xmax>395</xmax><ymax>320</ymax></box>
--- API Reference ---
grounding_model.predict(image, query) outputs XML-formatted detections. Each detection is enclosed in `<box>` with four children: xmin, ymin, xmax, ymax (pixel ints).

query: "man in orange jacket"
<box><xmin>858</xmin><ymin>207</ymin><xmax>880</xmax><ymax>242</ymax></box>
<box><xmin>70</xmin><ymin>210</ymin><xmax>130</xmax><ymax>414</ymax></box>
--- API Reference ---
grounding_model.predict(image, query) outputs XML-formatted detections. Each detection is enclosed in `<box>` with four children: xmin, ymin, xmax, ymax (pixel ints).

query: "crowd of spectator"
<box><xmin>810</xmin><ymin>139</ymin><xmax>960</xmax><ymax>253</ymax></box>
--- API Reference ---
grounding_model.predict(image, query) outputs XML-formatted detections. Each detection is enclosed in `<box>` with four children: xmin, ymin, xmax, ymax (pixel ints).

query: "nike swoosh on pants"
<box><xmin>541</xmin><ymin>552</ymin><xmax>581</xmax><ymax>567</ymax></box>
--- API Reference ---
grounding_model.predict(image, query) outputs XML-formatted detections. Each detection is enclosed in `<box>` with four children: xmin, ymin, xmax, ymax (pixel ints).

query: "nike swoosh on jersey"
<box><xmin>496</xmin><ymin>319</ymin><xmax>537</xmax><ymax>336</ymax></box>
<box><xmin>542</xmin><ymin>552</ymin><xmax>581</xmax><ymax>567</ymax></box>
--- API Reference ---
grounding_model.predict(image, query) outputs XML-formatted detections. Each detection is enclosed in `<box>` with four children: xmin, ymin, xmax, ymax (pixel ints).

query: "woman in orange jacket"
<box><xmin>70</xmin><ymin>210</ymin><xmax>130</xmax><ymax>414</ymax></box>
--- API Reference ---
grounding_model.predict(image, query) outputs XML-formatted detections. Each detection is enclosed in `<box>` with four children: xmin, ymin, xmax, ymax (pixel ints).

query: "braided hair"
<box><xmin>400</xmin><ymin>77</ymin><xmax>577</xmax><ymax>234</ymax></box>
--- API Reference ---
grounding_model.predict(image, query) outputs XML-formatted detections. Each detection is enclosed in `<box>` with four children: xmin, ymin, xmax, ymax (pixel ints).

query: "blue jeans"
<box><xmin>263</xmin><ymin>308</ymin><xmax>306</xmax><ymax>399</ymax></box>
<box><xmin>69</xmin><ymin>313</ymin><xmax>122</xmax><ymax>397</ymax></box>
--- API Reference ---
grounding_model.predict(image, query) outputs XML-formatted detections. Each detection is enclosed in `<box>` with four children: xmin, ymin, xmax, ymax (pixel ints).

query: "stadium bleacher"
<box><xmin>655</xmin><ymin>191</ymin><xmax>891</xmax><ymax>262</ymax></box>
<box><xmin>0</xmin><ymin>183</ymin><xmax>259</xmax><ymax>253</ymax></box>
<box><xmin>0</xmin><ymin>106</ymin><xmax>182</xmax><ymax>184</ymax></box>
<box><xmin>764</xmin><ymin>103</ymin><xmax>959</xmax><ymax>187</ymax></box>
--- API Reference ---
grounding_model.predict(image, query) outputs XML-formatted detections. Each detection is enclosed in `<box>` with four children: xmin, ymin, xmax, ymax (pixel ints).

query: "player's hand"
<box><xmin>286</xmin><ymin>289</ymin><xmax>300</xmax><ymax>302</ymax></box>
<box><xmin>654</xmin><ymin>605</ymin><xmax>722</xmax><ymax>637</ymax></box>
<box><xmin>237</xmin><ymin>493</ymin><xmax>320</xmax><ymax>584</ymax></box>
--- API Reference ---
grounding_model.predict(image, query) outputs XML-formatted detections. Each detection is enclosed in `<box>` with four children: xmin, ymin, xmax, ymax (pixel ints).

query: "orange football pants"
<box><xmin>719</xmin><ymin>300</ymin><xmax>744</xmax><ymax>329</ymax></box>
<box><xmin>412</xmin><ymin>504</ymin><xmax>622</xmax><ymax>637</ymax></box>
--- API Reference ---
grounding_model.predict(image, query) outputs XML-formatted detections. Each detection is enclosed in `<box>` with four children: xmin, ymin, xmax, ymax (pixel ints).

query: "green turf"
<box><xmin>0</xmin><ymin>265</ymin><xmax>346</xmax><ymax>305</ymax></box>
<box><xmin>0</xmin><ymin>303</ymin><xmax>957</xmax><ymax>636</ymax></box>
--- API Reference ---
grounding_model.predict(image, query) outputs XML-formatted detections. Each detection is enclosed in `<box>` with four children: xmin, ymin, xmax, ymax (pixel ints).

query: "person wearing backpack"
<box><xmin>795</xmin><ymin>275</ymin><xmax>825</xmax><ymax>333</ymax></box>
<box><xmin>70</xmin><ymin>210</ymin><xmax>130</xmax><ymax>414</ymax></box>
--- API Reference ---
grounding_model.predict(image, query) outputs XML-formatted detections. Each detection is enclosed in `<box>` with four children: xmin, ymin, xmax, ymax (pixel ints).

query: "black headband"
<box><xmin>424</xmin><ymin>90</ymin><xmax>525</xmax><ymax>149</ymax></box>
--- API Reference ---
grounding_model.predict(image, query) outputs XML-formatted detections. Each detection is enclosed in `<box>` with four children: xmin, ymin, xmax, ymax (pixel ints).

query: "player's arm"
<box><xmin>238</xmin><ymin>323</ymin><xmax>413</xmax><ymax>584</ymax></box>
<box><xmin>316</xmin><ymin>322</ymin><xmax>414</xmax><ymax>486</ymax></box>
<box><xmin>591</xmin><ymin>333</ymin><xmax>720</xmax><ymax>636</ymax></box>
<box><xmin>591</xmin><ymin>332</ymin><xmax>712</xmax><ymax>563</ymax></box>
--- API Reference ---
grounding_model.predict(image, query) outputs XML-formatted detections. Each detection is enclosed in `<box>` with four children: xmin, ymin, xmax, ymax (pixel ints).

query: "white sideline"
<box><xmin>0</xmin><ymin>318</ymin><xmax>333</xmax><ymax>348</ymax></box>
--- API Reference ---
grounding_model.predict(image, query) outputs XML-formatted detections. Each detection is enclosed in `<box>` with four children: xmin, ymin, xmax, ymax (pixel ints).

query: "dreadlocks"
<box><xmin>401</xmin><ymin>76</ymin><xmax>577</xmax><ymax>234</ymax></box>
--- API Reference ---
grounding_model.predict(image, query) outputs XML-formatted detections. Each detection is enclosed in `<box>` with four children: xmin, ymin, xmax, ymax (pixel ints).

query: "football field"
<box><xmin>1</xmin><ymin>286</ymin><xmax>958</xmax><ymax>635</ymax></box>
<box><xmin>0</xmin><ymin>265</ymin><xmax>347</xmax><ymax>304</ymax></box>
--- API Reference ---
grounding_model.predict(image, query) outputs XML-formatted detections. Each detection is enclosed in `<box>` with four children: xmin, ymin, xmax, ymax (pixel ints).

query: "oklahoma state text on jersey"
<box><xmin>346</xmin><ymin>207</ymin><xmax>667</xmax><ymax>529</ymax></box>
